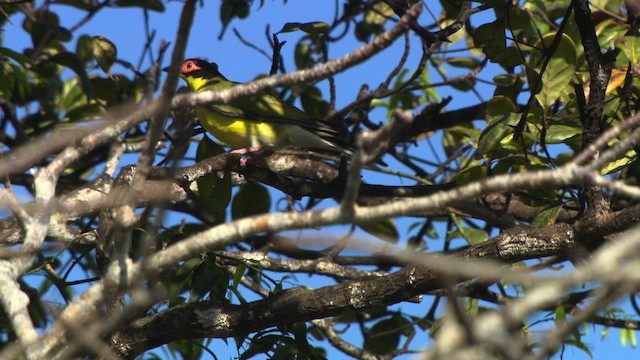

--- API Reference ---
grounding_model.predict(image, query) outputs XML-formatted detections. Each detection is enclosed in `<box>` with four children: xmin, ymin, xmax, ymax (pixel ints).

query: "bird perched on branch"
<box><xmin>165</xmin><ymin>58</ymin><xmax>351</xmax><ymax>159</ymax></box>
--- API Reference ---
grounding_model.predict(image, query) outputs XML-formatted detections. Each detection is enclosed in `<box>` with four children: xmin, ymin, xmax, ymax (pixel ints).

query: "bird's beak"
<box><xmin>162</xmin><ymin>66</ymin><xmax>170</xmax><ymax>72</ymax></box>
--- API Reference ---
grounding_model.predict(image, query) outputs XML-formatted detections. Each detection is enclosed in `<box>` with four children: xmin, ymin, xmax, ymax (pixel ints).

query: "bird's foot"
<box><xmin>231</xmin><ymin>146</ymin><xmax>263</xmax><ymax>155</ymax></box>
<box><xmin>231</xmin><ymin>147</ymin><xmax>270</xmax><ymax>167</ymax></box>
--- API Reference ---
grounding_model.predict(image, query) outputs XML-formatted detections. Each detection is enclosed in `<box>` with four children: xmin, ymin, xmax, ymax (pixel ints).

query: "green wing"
<box><xmin>206</xmin><ymin>93</ymin><xmax>352</xmax><ymax>149</ymax></box>
<box><xmin>199</xmin><ymin>78</ymin><xmax>352</xmax><ymax>149</ymax></box>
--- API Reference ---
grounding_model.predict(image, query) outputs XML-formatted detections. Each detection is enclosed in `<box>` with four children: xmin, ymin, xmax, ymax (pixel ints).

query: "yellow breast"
<box><xmin>196</xmin><ymin>105</ymin><xmax>282</xmax><ymax>149</ymax></box>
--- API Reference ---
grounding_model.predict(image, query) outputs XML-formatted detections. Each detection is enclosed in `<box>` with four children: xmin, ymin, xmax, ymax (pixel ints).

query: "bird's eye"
<box><xmin>186</xmin><ymin>62</ymin><xmax>192</xmax><ymax>69</ymax></box>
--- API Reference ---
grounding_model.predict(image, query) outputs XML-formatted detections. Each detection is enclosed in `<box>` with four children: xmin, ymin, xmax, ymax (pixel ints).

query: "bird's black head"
<box><xmin>163</xmin><ymin>59</ymin><xmax>227</xmax><ymax>91</ymax></box>
<box><xmin>163</xmin><ymin>59</ymin><xmax>224</xmax><ymax>79</ymax></box>
<box><xmin>179</xmin><ymin>58</ymin><xmax>222</xmax><ymax>78</ymax></box>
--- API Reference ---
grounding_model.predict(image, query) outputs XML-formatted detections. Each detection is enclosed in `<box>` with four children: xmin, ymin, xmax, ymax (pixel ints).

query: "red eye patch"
<box><xmin>181</xmin><ymin>60</ymin><xmax>201</xmax><ymax>73</ymax></box>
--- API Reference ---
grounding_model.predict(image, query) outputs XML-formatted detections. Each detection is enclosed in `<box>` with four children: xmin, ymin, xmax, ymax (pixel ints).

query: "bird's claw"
<box><xmin>232</xmin><ymin>146</ymin><xmax>263</xmax><ymax>167</ymax></box>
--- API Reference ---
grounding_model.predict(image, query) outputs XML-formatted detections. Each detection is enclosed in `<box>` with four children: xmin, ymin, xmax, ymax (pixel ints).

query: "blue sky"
<box><xmin>2</xmin><ymin>1</ymin><xmax>639</xmax><ymax>359</ymax></box>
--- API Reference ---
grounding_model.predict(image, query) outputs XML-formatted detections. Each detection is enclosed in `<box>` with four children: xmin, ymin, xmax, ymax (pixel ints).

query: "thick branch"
<box><xmin>112</xmin><ymin>222</ymin><xmax>579</xmax><ymax>358</ymax></box>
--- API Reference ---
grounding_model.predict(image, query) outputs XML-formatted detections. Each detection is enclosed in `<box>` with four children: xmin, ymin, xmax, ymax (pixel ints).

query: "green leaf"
<box><xmin>495</xmin><ymin>46</ymin><xmax>525</xmax><ymax>67</ymax></box>
<box><xmin>447</xmin><ymin>57</ymin><xmax>482</xmax><ymax>69</ymax></box>
<box><xmin>196</xmin><ymin>136</ymin><xmax>232</xmax><ymax>217</ymax></box>
<box><xmin>448</xmin><ymin>214</ymin><xmax>488</xmax><ymax>245</ymax></box>
<box><xmin>232</xmin><ymin>182</ymin><xmax>271</xmax><ymax>220</ymax></box>
<box><xmin>115</xmin><ymin>0</ymin><xmax>165</xmax><ymax>11</ymax></box>
<box><xmin>451</xmin><ymin>77</ymin><xmax>476</xmax><ymax>92</ymax></box>
<box><xmin>477</xmin><ymin>96</ymin><xmax>519</xmax><ymax>156</ymax></box>
<box><xmin>221</xmin><ymin>0</ymin><xmax>250</xmax><ymax>24</ymax></box>
<box><xmin>220</xmin><ymin>0</ymin><xmax>250</xmax><ymax>38</ymax></box>
<box><xmin>355</xmin><ymin>1</ymin><xmax>394</xmax><ymax>42</ymax></box>
<box><xmin>65</xmin><ymin>102</ymin><xmax>105</xmax><ymax>122</ymax></box>
<box><xmin>363</xmin><ymin>318</ymin><xmax>404</xmax><ymax>355</ymax></box>
<box><xmin>600</xmin><ymin>150</ymin><xmax>637</xmax><ymax>175</ymax></box>
<box><xmin>172</xmin><ymin>258</ymin><xmax>203</xmax><ymax>282</ymax></box>
<box><xmin>531</xmin><ymin>205</ymin><xmax>563</xmax><ymax>228</ymax></box>
<box><xmin>90</xmin><ymin>76</ymin><xmax>122</xmax><ymax>105</ymax></box>
<box><xmin>473</xmin><ymin>19</ymin><xmax>506</xmax><ymax>62</ymax></box>
<box><xmin>531</xmin><ymin>33</ymin><xmax>577</xmax><ymax>108</ymax></box>
<box><xmin>364</xmin><ymin>1</ymin><xmax>393</xmax><ymax>26</ymax></box>
<box><xmin>493</xmin><ymin>74</ymin><xmax>517</xmax><ymax>87</ymax></box>
<box><xmin>277</xmin><ymin>22</ymin><xmax>330</xmax><ymax>36</ymax></box>
<box><xmin>358</xmin><ymin>219</ymin><xmax>399</xmax><ymax>243</ymax></box>
<box><xmin>554</xmin><ymin>305</ymin><xmax>566</xmax><ymax>327</ymax></box>
<box><xmin>232</xmin><ymin>263</ymin><xmax>246</xmax><ymax>290</ymax></box>
<box><xmin>564</xmin><ymin>338</ymin><xmax>593</xmax><ymax>358</ymax></box>
<box><xmin>0</xmin><ymin>66</ymin><xmax>13</xmax><ymax>100</ymax></box>
<box><xmin>300</xmin><ymin>86</ymin><xmax>329</xmax><ymax>118</ymax></box>
<box><xmin>168</xmin><ymin>339</ymin><xmax>203</xmax><ymax>360</ymax></box>
<box><xmin>210</xmin><ymin>263</ymin><xmax>231</xmax><ymax>300</ymax></box>
<box><xmin>595</xmin><ymin>19</ymin><xmax>628</xmax><ymax>49</ymax></box>
<box><xmin>294</xmin><ymin>40</ymin><xmax>313</xmax><ymax>69</ymax></box>
<box><xmin>621</xmin><ymin>328</ymin><xmax>631</xmax><ymax>347</ymax></box>
<box><xmin>538</xmin><ymin>0</ymin><xmax>572</xmax><ymax>19</ymax></box>
<box><xmin>23</xmin><ymin>10</ymin><xmax>72</xmax><ymax>47</ymax></box>
<box><xmin>240</xmin><ymin>334</ymin><xmax>288</xmax><ymax>360</ymax></box>
<box><xmin>454</xmin><ymin>163</ymin><xmax>487</xmax><ymax>185</ymax></box>
<box><xmin>507</xmin><ymin>5</ymin><xmax>534</xmax><ymax>35</ymax></box>
<box><xmin>616</xmin><ymin>36</ymin><xmax>640</xmax><ymax>66</ymax></box>
<box><xmin>485</xmin><ymin>95</ymin><xmax>518</xmax><ymax>118</ymax></box>
<box><xmin>75</xmin><ymin>35</ymin><xmax>94</xmax><ymax>67</ymax></box>
<box><xmin>50</xmin><ymin>52</ymin><xmax>95</xmax><ymax>100</ymax></box>
<box><xmin>0</xmin><ymin>47</ymin><xmax>32</xmax><ymax>65</ymax></box>
<box><xmin>55</xmin><ymin>0</ymin><xmax>101</xmax><ymax>11</ymax></box>
<box><xmin>189</xmin><ymin>268</ymin><xmax>217</xmax><ymax>302</ymax></box>
<box><xmin>92</xmin><ymin>36</ymin><xmax>118</xmax><ymax>75</ymax></box>
<box><xmin>462</xmin><ymin>228</ymin><xmax>488</xmax><ymax>245</ymax></box>
<box><xmin>545</xmin><ymin>124</ymin><xmax>581</xmax><ymax>144</ymax></box>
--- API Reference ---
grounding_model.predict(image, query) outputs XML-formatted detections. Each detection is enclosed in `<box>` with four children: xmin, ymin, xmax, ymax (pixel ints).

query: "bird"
<box><xmin>165</xmin><ymin>58</ymin><xmax>351</xmax><ymax>159</ymax></box>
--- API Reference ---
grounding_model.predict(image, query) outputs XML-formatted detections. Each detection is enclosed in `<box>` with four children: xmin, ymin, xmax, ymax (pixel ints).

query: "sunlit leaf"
<box><xmin>622</xmin><ymin>328</ymin><xmax>630</xmax><ymax>347</ymax></box>
<box><xmin>92</xmin><ymin>36</ymin><xmax>118</xmax><ymax>76</ymax></box>
<box><xmin>232</xmin><ymin>263</ymin><xmax>246</xmax><ymax>290</ymax></box>
<box><xmin>545</xmin><ymin>124</ymin><xmax>581</xmax><ymax>144</ymax></box>
<box><xmin>447</xmin><ymin>57</ymin><xmax>482</xmax><ymax>69</ymax></box>
<box><xmin>600</xmin><ymin>150</ymin><xmax>637</xmax><ymax>175</ymax></box>
<box><xmin>493</xmin><ymin>74</ymin><xmax>518</xmax><ymax>87</ymax></box>
<box><xmin>455</xmin><ymin>164</ymin><xmax>487</xmax><ymax>185</ymax></box>
<box><xmin>358</xmin><ymin>218</ymin><xmax>399</xmax><ymax>243</ymax></box>
<box><xmin>617</xmin><ymin>37</ymin><xmax>640</xmax><ymax>65</ymax></box>
<box><xmin>477</xmin><ymin>96</ymin><xmax>518</xmax><ymax>156</ymax></box>
<box><xmin>532</xmin><ymin>33</ymin><xmax>577</xmax><ymax>108</ymax></box>
<box><xmin>595</xmin><ymin>18</ymin><xmax>628</xmax><ymax>49</ymax></box>
<box><xmin>605</xmin><ymin>68</ymin><xmax>629</xmax><ymax>95</ymax></box>
<box><xmin>448</xmin><ymin>214</ymin><xmax>488</xmax><ymax>245</ymax></box>
<box><xmin>532</xmin><ymin>205</ymin><xmax>563</xmax><ymax>228</ymax></box>
<box><xmin>355</xmin><ymin>1</ymin><xmax>393</xmax><ymax>42</ymax></box>
<box><xmin>554</xmin><ymin>305</ymin><xmax>566</xmax><ymax>327</ymax></box>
